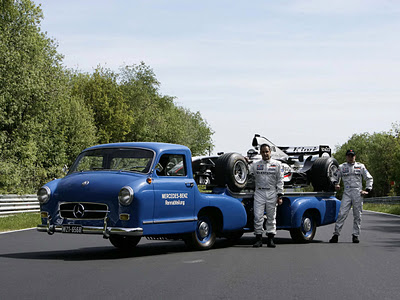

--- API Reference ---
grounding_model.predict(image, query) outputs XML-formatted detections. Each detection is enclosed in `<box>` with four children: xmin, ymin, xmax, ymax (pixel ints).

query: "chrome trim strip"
<box><xmin>37</xmin><ymin>224</ymin><xmax>143</xmax><ymax>236</ymax></box>
<box><xmin>143</xmin><ymin>218</ymin><xmax>197</xmax><ymax>225</ymax></box>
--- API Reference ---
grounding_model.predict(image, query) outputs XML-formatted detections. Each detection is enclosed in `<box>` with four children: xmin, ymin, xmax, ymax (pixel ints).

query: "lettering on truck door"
<box><xmin>153</xmin><ymin>154</ymin><xmax>195</xmax><ymax>224</ymax></box>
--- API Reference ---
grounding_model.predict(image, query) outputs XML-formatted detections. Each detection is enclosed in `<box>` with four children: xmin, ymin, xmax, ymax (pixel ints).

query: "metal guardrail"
<box><xmin>0</xmin><ymin>195</ymin><xmax>40</xmax><ymax>216</ymax></box>
<box><xmin>364</xmin><ymin>196</ymin><xmax>400</xmax><ymax>204</ymax></box>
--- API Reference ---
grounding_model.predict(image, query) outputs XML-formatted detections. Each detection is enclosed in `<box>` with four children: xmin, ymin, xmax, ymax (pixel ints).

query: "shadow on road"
<box><xmin>0</xmin><ymin>235</ymin><xmax>324</xmax><ymax>261</ymax></box>
<box><xmin>233</xmin><ymin>235</ymin><xmax>324</xmax><ymax>247</ymax></box>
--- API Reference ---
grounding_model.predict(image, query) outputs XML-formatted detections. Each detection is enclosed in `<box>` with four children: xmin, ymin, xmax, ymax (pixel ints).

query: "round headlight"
<box><xmin>118</xmin><ymin>186</ymin><xmax>134</xmax><ymax>206</ymax></box>
<box><xmin>37</xmin><ymin>186</ymin><xmax>51</xmax><ymax>204</ymax></box>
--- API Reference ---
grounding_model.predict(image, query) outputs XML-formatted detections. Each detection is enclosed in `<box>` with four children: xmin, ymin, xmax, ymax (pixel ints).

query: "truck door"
<box><xmin>153</xmin><ymin>153</ymin><xmax>196</xmax><ymax>225</ymax></box>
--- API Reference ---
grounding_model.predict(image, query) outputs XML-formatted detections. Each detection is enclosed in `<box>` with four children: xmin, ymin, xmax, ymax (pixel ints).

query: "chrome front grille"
<box><xmin>59</xmin><ymin>202</ymin><xmax>109</xmax><ymax>220</ymax></box>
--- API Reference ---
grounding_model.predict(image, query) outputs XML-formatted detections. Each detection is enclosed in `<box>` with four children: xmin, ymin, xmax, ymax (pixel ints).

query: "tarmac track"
<box><xmin>0</xmin><ymin>211</ymin><xmax>399</xmax><ymax>299</ymax></box>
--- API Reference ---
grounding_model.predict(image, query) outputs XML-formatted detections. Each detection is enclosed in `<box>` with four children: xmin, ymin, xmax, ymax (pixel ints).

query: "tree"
<box><xmin>0</xmin><ymin>0</ymin><xmax>97</xmax><ymax>193</ymax></box>
<box><xmin>70</xmin><ymin>67</ymin><xmax>133</xmax><ymax>144</ymax></box>
<box><xmin>119</xmin><ymin>63</ymin><xmax>214</xmax><ymax>155</ymax></box>
<box><xmin>0</xmin><ymin>1</ymin><xmax>214</xmax><ymax>193</ymax></box>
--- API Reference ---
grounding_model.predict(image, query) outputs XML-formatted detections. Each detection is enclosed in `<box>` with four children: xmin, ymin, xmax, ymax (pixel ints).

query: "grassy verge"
<box><xmin>364</xmin><ymin>203</ymin><xmax>400</xmax><ymax>215</ymax></box>
<box><xmin>0</xmin><ymin>213</ymin><xmax>41</xmax><ymax>233</ymax></box>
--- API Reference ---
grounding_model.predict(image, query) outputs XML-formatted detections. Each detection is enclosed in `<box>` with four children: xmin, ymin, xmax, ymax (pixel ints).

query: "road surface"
<box><xmin>0</xmin><ymin>211</ymin><xmax>399</xmax><ymax>299</ymax></box>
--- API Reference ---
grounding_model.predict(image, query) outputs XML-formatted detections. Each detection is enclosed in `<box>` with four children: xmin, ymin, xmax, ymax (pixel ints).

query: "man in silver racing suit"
<box><xmin>329</xmin><ymin>149</ymin><xmax>373</xmax><ymax>243</ymax></box>
<box><xmin>249</xmin><ymin>144</ymin><xmax>284</xmax><ymax>248</ymax></box>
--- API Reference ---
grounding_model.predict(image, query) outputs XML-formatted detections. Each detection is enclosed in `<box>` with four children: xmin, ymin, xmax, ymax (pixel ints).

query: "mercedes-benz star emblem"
<box><xmin>82</xmin><ymin>180</ymin><xmax>90</xmax><ymax>186</ymax></box>
<box><xmin>73</xmin><ymin>203</ymin><xmax>85</xmax><ymax>218</ymax></box>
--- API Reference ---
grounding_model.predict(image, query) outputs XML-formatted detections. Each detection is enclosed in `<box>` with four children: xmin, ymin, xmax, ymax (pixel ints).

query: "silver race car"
<box><xmin>192</xmin><ymin>134</ymin><xmax>339</xmax><ymax>192</ymax></box>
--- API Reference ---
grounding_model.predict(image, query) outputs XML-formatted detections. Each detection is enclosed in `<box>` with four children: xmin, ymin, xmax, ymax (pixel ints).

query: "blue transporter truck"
<box><xmin>37</xmin><ymin>142</ymin><xmax>341</xmax><ymax>250</ymax></box>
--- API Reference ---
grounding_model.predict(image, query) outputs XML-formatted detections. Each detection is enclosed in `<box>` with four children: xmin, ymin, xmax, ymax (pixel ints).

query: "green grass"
<box><xmin>0</xmin><ymin>213</ymin><xmax>41</xmax><ymax>232</ymax></box>
<box><xmin>364</xmin><ymin>203</ymin><xmax>400</xmax><ymax>215</ymax></box>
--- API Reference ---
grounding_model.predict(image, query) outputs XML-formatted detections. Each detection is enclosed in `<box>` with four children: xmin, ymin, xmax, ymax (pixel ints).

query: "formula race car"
<box><xmin>192</xmin><ymin>134</ymin><xmax>339</xmax><ymax>192</ymax></box>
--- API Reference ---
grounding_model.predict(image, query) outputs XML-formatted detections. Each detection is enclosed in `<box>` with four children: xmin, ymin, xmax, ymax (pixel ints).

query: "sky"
<box><xmin>35</xmin><ymin>0</ymin><xmax>400</xmax><ymax>155</ymax></box>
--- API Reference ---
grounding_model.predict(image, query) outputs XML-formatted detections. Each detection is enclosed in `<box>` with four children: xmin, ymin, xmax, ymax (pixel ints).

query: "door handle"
<box><xmin>185</xmin><ymin>182</ymin><xmax>194</xmax><ymax>188</ymax></box>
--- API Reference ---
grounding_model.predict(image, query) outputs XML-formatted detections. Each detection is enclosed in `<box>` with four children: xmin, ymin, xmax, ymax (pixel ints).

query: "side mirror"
<box><xmin>62</xmin><ymin>165</ymin><xmax>69</xmax><ymax>174</ymax></box>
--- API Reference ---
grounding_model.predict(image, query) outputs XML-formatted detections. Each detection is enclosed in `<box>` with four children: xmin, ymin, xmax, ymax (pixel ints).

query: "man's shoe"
<box><xmin>352</xmin><ymin>235</ymin><xmax>360</xmax><ymax>243</ymax></box>
<box><xmin>253</xmin><ymin>234</ymin><xmax>263</xmax><ymax>248</ymax></box>
<box><xmin>267</xmin><ymin>233</ymin><xmax>276</xmax><ymax>248</ymax></box>
<box><xmin>329</xmin><ymin>235</ymin><xmax>338</xmax><ymax>243</ymax></box>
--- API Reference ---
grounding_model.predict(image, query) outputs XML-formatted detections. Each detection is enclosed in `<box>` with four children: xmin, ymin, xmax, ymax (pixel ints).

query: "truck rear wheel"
<box><xmin>109</xmin><ymin>235</ymin><xmax>141</xmax><ymax>250</ymax></box>
<box><xmin>310</xmin><ymin>157</ymin><xmax>339</xmax><ymax>192</ymax></box>
<box><xmin>290</xmin><ymin>212</ymin><xmax>316</xmax><ymax>243</ymax></box>
<box><xmin>215</xmin><ymin>152</ymin><xmax>248</xmax><ymax>192</ymax></box>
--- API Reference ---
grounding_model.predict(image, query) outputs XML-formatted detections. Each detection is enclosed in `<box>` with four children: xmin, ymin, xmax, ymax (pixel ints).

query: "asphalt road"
<box><xmin>1</xmin><ymin>211</ymin><xmax>399</xmax><ymax>300</ymax></box>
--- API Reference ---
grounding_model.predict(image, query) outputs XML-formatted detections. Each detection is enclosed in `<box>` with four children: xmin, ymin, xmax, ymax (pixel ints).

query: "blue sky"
<box><xmin>36</xmin><ymin>0</ymin><xmax>400</xmax><ymax>155</ymax></box>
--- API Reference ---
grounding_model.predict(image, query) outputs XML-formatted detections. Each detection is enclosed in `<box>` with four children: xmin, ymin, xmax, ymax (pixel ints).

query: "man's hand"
<box><xmin>335</xmin><ymin>184</ymin><xmax>341</xmax><ymax>191</ymax></box>
<box><xmin>360</xmin><ymin>190</ymin><xmax>369</xmax><ymax>196</ymax></box>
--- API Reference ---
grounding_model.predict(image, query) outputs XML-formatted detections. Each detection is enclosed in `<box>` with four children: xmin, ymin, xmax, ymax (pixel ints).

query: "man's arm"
<box><xmin>362</xmin><ymin>164</ymin><xmax>373</xmax><ymax>194</ymax></box>
<box><xmin>276</xmin><ymin>162</ymin><xmax>284</xmax><ymax>205</ymax></box>
<box><xmin>334</xmin><ymin>165</ymin><xmax>342</xmax><ymax>191</ymax></box>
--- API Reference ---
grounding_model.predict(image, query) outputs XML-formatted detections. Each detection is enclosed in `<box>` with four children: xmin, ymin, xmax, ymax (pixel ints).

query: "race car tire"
<box><xmin>310</xmin><ymin>157</ymin><xmax>339</xmax><ymax>192</ymax></box>
<box><xmin>109</xmin><ymin>235</ymin><xmax>141</xmax><ymax>250</ymax></box>
<box><xmin>215</xmin><ymin>152</ymin><xmax>249</xmax><ymax>192</ymax></box>
<box><xmin>289</xmin><ymin>212</ymin><xmax>317</xmax><ymax>243</ymax></box>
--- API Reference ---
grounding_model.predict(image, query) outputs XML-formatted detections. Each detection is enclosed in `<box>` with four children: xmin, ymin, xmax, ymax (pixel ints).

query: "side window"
<box><xmin>157</xmin><ymin>154</ymin><xmax>186</xmax><ymax>176</ymax></box>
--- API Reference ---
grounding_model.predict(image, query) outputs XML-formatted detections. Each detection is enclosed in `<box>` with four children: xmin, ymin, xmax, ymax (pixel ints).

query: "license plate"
<box><xmin>62</xmin><ymin>225</ymin><xmax>83</xmax><ymax>234</ymax></box>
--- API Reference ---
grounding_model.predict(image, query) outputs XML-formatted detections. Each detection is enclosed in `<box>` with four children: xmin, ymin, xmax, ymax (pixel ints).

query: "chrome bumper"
<box><xmin>37</xmin><ymin>224</ymin><xmax>143</xmax><ymax>237</ymax></box>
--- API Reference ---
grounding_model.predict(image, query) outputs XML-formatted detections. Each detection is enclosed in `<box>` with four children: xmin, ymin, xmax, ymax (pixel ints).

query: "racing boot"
<box><xmin>352</xmin><ymin>235</ymin><xmax>360</xmax><ymax>243</ymax></box>
<box><xmin>267</xmin><ymin>233</ymin><xmax>276</xmax><ymax>248</ymax></box>
<box><xmin>253</xmin><ymin>234</ymin><xmax>263</xmax><ymax>248</ymax></box>
<box><xmin>329</xmin><ymin>234</ymin><xmax>338</xmax><ymax>243</ymax></box>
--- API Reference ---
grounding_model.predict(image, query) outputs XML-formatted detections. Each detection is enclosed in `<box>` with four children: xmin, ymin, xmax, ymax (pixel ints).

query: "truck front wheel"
<box><xmin>109</xmin><ymin>235</ymin><xmax>141</xmax><ymax>250</ymax></box>
<box><xmin>185</xmin><ymin>215</ymin><xmax>216</xmax><ymax>250</ymax></box>
<box><xmin>289</xmin><ymin>212</ymin><xmax>316</xmax><ymax>243</ymax></box>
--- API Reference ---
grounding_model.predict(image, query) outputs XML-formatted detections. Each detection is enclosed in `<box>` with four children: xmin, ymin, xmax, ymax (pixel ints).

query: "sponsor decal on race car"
<box><xmin>286</xmin><ymin>146</ymin><xmax>319</xmax><ymax>153</ymax></box>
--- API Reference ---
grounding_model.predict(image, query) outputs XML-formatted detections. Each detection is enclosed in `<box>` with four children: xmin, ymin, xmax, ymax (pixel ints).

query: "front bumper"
<box><xmin>37</xmin><ymin>224</ymin><xmax>143</xmax><ymax>237</ymax></box>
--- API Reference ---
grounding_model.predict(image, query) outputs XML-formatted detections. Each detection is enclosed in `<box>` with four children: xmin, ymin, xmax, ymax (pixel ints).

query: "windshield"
<box><xmin>69</xmin><ymin>148</ymin><xmax>154</xmax><ymax>174</ymax></box>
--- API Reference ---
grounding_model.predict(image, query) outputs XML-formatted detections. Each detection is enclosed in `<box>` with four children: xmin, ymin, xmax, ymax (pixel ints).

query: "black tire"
<box><xmin>290</xmin><ymin>212</ymin><xmax>316</xmax><ymax>243</ymax></box>
<box><xmin>215</xmin><ymin>153</ymin><xmax>248</xmax><ymax>192</ymax></box>
<box><xmin>109</xmin><ymin>235</ymin><xmax>141</xmax><ymax>250</ymax></box>
<box><xmin>185</xmin><ymin>215</ymin><xmax>216</xmax><ymax>250</ymax></box>
<box><xmin>310</xmin><ymin>157</ymin><xmax>339</xmax><ymax>192</ymax></box>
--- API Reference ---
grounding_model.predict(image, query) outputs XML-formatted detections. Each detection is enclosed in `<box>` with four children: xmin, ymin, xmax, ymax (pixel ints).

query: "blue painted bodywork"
<box><xmin>276</xmin><ymin>194</ymin><xmax>340</xmax><ymax>229</ymax></box>
<box><xmin>38</xmin><ymin>142</ymin><xmax>247</xmax><ymax>237</ymax></box>
<box><xmin>38</xmin><ymin>142</ymin><xmax>340</xmax><ymax>241</ymax></box>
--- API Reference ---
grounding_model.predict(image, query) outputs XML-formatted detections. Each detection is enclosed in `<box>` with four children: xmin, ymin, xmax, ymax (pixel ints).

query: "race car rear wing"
<box><xmin>251</xmin><ymin>134</ymin><xmax>331</xmax><ymax>159</ymax></box>
<box><xmin>279</xmin><ymin>145</ymin><xmax>332</xmax><ymax>157</ymax></box>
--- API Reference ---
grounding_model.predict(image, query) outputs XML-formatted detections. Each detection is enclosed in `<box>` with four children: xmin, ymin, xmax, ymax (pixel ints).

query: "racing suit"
<box><xmin>250</xmin><ymin>158</ymin><xmax>284</xmax><ymax>235</ymax></box>
<box><xmin>333</xmin><ymin>162</ymin><xmax>373</xmax><ymax>237</ymax></box>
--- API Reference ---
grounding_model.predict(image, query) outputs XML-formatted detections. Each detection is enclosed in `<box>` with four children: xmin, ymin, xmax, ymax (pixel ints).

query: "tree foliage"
<box><xmin>0</xmin><ymin>0</ymin><xmax>214</xmax><ymax>193</ymax></box>
<box><xmin>70</xmin><ymin>63</ymin><xmax>214</xmax><ymax>155</ymax></box>
<box><xmin>0</xmin><ymin>0</ymin><xmax>97</xmax><ymax>193</ymax></box>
